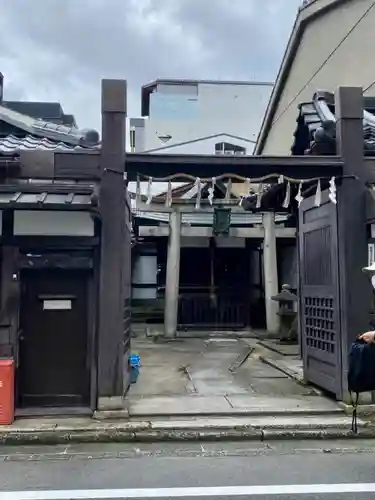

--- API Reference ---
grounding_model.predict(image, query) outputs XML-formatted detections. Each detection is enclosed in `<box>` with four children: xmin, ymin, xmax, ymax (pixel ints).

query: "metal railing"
<box><xmin>177</xmin><ymin>289</ymin><xmax>247</xmax><ymax>329</ymax></box>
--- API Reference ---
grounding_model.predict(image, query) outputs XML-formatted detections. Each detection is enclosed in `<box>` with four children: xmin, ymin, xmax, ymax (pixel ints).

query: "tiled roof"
<box><xmin>292</xmin><ymin>91</ymin><xmax>375</xmax><ymax>155</ymax></box>
<box><xmin>3</xmin><ymin>101</ymin><xmax>77</xmax><ymax>127</ymax></box>
<box><xmin>0</xmin><ymin>191</ymin><xmax>93</xmax><ymax>207</ymax></box>
<box><xmin>0</xmin><ymin>103</ymin><xmax>100</xmax><ymax>152</ymax></box>
<box><xmin>0</xmin><ymin>134</ymin><xmax>95</xmax><ymax>152</ymax></box>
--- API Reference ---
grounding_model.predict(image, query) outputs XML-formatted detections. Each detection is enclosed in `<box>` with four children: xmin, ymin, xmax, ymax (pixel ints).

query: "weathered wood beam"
<box><xmin>138</xmin><ymin>225</ymin><xmax>296</xmax><ymax>238</ymax></box>
<box><xmin>97</xmin><ymin>79</ymin><xmax>128</xmax><ymax>411</ymax></box>
<box><xmin>0</xmin><ymin>203</ymin><xmax>97</xmax><ymax>212</ymax></box>
<box><xmin>0</xmin><ymin>236</ymin><xmax>99</xmax><ymax>247</ymax></box>
<box><xmin>18</xmin><ymin>253</ymin><xmax>93</xmax><ymax>269</ymax></box>
<box><xmin>18</xmin><ymin>150</ymin><xmax>100</xmax><ymax>180</ymax></box>
<box><xmin>54</xmin><ymin>151</ymin><xmax>100</xmax><ymax>179</ymax></box>
<box><xmin>0</xmin><ymin>184</ymin><xmax>96</xmax><ymax>194</ymax></box>
<box><xmin>336</xmin><ymin>86</ymin><xmax>372</xmax><ymax>401</ymax></box>
<box><xmin>13</xmin><ymin>146</ymin><xmax>345</xmax><ymax>183</ymax></box>
<box><xmin>125</xmin><ymin>154</ymin><xmax>343</xmax><ymax>181</ymax></box>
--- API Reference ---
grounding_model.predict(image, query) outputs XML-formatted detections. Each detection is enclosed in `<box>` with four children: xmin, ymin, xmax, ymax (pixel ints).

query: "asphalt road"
<box><xmin>2</xmin><ymin>439</ymin><xmax>375</xmax><ymax>499</ymax></box>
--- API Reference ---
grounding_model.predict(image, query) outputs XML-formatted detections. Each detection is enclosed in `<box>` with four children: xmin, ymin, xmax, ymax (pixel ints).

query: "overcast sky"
<box><xmin>1</xmin><ymin>0</ymin><xmax>301</xmax><ymax>131</ymax></box>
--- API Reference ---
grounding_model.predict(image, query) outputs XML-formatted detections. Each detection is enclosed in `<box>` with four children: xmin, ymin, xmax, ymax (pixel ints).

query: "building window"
<box><xmin>214</xmin><ymin>142</ymin><xmax>246</xmax><ymax>155</ymax></box>
<box><xmin>150</xmin><ymin>93</ymin><xmax>198</xmax><ymax>121</ymax></box>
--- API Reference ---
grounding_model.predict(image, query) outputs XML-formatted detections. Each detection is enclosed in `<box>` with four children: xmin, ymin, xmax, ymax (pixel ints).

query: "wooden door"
<box><xmin>298</xmin><ymin>193</ymin><xmax>342</xmax><ymax>398</ymax></box>
<box><xmin>18</xmin><ymin>269</ymin><xmax>90</xmax><ymax>407</ymax></box>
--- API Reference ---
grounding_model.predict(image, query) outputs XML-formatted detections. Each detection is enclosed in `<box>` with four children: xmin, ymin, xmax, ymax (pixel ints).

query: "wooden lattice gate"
<box><xmin>298</xmin><ymin>193</ymin><xmax>342</xmax><ymax>399</ymax></box>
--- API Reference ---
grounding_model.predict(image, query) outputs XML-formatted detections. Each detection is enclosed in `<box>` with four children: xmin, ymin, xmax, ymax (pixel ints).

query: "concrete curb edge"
<box><xmin>1</xmin><ymin>426</ymin><xmax>375</xmax><ymax>446</ymax></box>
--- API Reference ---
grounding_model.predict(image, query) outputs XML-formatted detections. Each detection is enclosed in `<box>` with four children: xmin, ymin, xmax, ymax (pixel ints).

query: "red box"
<box><xmin>0</xmin><ymin>359</ymin><xmax>15</xmax><ymax>425</ymax></box>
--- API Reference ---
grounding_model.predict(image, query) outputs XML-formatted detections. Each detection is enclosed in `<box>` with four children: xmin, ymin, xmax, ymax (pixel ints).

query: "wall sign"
<box><xmin>43</xmin><ymin>299</ymin><xmax>72</xmax><ymax>311</ymax></box>
<box><xmin>14</xmin><ymin>210</ymin><xmax>94</xmax><ymax>236</ymax></box>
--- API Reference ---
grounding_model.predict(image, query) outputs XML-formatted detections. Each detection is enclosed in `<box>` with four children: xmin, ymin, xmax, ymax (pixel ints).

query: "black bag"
<box><xmin>348</xmin><ymin>339</ymin><xmax>375</xmax><ymax>432</ymax></box>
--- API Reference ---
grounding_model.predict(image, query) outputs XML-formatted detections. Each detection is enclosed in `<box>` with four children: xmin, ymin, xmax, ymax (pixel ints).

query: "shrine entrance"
<box><xmin>126</xmin><ymin>85</ymin><xmax>371</xmax><ymax>402</ymax></box>
<box><xmin>178</xmin><ymin>242</ymin><xmax>255</xmax><ymax>329</ymax></box>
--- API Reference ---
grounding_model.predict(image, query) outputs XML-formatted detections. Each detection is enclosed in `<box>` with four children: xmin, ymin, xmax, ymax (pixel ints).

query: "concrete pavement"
<box><xmin>127</xmin><ymin>337</ymin><xmax>348</xmax><ymax>423</ymax></box>
<box><xmin>2</xmin><ymin>440</ymin><xmax>375</xmax><ymax>498</ymax></box>
<box><xmin>129</xmin><ymin>337</ymin><xmax>315</xmax><ymax>406</ymax></box>
<box><xmin>2</xmin><ymin>336</ymin><xmax>368</xmax><ymax>445</ymax></box>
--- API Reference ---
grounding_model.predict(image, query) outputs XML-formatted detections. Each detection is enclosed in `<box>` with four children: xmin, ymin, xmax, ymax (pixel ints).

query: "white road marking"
<box><xmin>3</xmin><ymin>483</ymin><xmax>375</xmax><ymax>499</ymax></box>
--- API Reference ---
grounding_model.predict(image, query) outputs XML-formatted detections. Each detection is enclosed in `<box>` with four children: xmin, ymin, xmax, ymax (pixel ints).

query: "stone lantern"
<box><xmin>271</xmin><ymin>284</ymin><xmax>298</xmax><ymax>344</ymax></box>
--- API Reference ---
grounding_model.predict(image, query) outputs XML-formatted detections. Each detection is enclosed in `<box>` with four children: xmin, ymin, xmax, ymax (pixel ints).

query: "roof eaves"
<box><xmin>152</xmin><ymin>181</ymin><xmax>196</xmax><ymax>201</ymax></box>
<box><xmin>292</xmin><ymin>90</ymin><xmax>375</xmax><ymax>155</ymax></box>
<box><xmin>255</xmin><ymin>0</ymin><xmax>347</xmax><ymax>154</ymax></box>
<box><xmin>0</xmin><ymin>134</ymin><xmax>100</xmax><ymax>153</ymax></box>
<box><xmin>0</xmin><ymin>104</ymin><xmax>100</xmax><ymax>148</ymax></box>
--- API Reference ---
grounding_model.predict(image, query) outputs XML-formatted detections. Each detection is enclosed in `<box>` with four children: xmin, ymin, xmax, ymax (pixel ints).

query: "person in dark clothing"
<box><xmin>360</xmin><ymin>262</ymin><xmax>375</xmax><ymax>343</ymax></box>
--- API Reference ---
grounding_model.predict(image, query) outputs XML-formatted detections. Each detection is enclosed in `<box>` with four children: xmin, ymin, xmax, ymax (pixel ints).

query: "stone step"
<box><xmin>146</xmin><ymin>414</ymin><xmax>364</xmax><ymax>431</ymax></box>
<box><xmin>129</xmin><ymin>394</ymin><xmax>345</xmax><ymax>417</ymax></box>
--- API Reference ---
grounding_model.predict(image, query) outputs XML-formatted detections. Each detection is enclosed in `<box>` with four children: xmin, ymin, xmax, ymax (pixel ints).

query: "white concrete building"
<box><xmin>129</xmin><ymin>79</ymin><xmax>273</xmax><ymax>154</ymax></box>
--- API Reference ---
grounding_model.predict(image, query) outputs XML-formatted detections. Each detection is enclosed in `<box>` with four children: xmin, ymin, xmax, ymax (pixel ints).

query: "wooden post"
<box><xmin>263</xmin><ymin>212</ymin><xmax>279</xmax><ymax>334</ymax></box>
<box><xmin>335</xmin><ymin>86</ymin><xmax>372</xmax><ymax>401</ymax></box>
<box><xmin>164</xmin><ymin>211</ymin><xmax>181</xmax><ymax>337</ymax></box>
<box><xmin>97</xmin><ymin>79</ymin><xmax>127</xmax><ymax>411</ymax></box>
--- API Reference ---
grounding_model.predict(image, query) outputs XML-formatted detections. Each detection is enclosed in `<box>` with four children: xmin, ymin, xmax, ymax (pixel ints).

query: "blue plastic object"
<box><xmin>130</xmin><ymin>366</ymin><xmax>140</xmax><ymax>384</ymax></box>
<box><xmin>129</xmin><ymin>354</ymin><xmax>141</xmax><ymax>367</ymax></box>
<box><xmin>129</xmin><ymin>354</ymin><xmax>141</xmax><ymax>384</ymax></box>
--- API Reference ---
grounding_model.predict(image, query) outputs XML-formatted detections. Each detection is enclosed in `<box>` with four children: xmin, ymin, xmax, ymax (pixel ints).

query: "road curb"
<box><xmin>1</xmin><ymin>424</ymin><xmax>374</xmax><ymax>446</ymax></box>
<box><xmin>261</xmin><ymin>427</ymin><xmax>375</xmax><ymax>440</ymax></box>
